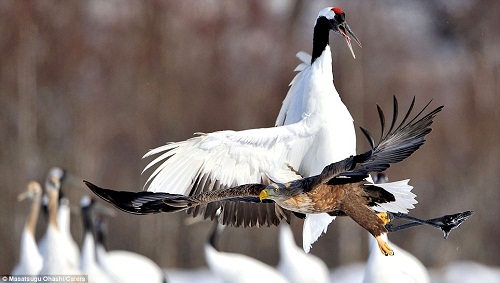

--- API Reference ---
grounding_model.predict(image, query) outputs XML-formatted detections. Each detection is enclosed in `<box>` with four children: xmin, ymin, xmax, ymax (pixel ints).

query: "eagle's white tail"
<box><xmin>370</xmin><ymin>179</ymin><xmax>417</xmax><ymax>213</ymax></box>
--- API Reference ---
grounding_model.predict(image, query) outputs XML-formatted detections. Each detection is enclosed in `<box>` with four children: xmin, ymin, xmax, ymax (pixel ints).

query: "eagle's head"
<box><xmin>259</xmin><ymin>183</ymin><xmax>302</xmax><ymax>202</ymax></box>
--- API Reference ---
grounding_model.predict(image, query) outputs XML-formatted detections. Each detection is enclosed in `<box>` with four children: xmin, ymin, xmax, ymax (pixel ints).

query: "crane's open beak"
<box><xmin>338</xmin><ymin>23</ymin><xmax>361</xmax><ymax>58</ymax></box>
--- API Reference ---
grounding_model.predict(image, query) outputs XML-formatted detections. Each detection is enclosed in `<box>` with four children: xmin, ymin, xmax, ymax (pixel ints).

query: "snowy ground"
<box><xmin>165</xmin><ymin>261</ymin><xmax>500</xmax><ymax>283</ymax></box>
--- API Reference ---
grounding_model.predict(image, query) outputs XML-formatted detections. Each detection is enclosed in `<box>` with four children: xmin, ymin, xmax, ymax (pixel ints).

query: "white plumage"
<box><xmin>12</xmin><ymin>181</ymin><xmax>44</xmax><ymax>276</ymax></box>
<box><xmin>79</xmin><ymin>196</ymin><xmax>115</xmax><ymax>283</ymax></box>
<box><xmin>277</xmin><ymin>225</ymin><xmax>329</xmax><ymax>283</ymax></box>
<box><xmin>370</xmin><ymin>180</ymin><xmax>417</xmax><ymax>213</ymax></box>
<box><xmin>204</xmin><ymin>214</ymin><xmax>288</xmax><ymax>283</ymax></box>
<box><xmin>38</xmin><ymin>167</ymin><xmax>80</xmax><ymax>269</ymax></box>
<box><xmin>363</xmin><ymin>234</ymin><xmax>430</xmax><ymax>283</ymax></box>
<box><xmin>94</xmin><ymin>215</ymin><xmax>165</xmax><ymax>283</ymax></box>
<box><xmin>205</xmin><ymin>243</ymin><xmax>288</xmax><ymax>283</ymax></box>
<box><xmin>39</xmin><ymin>175</ymin><xmax>81</xmax><ymax>276</ymax></box>
<box><xmin>143</xmin><ymin>6</ymin><xmax>360</xmax><ymax>252</ymax></box>
<box><xmin>363</xmin><ymin>173</ymin><xmax>428</xmax><ymax>282</ymax></box>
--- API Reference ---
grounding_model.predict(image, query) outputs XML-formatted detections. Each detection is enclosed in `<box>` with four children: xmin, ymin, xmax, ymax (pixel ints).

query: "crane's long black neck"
<box><xmin>81</xmin><ymin>205</ymin><xmax>93</xmax><ymax>237</ymax></box>
<box><xmin>311</xmin><ymin>16</ymin><xmax>331</xmax><ymax>64</ymax></box>
<box><xmin>208</xmin><ymin>221</ymin><xmax>226</xmax><ymax>251</ymax></box>
<box><xmin>94</xmin><ymin>216</ymin><xmax>106</xmax><ymax>248</ymax></box>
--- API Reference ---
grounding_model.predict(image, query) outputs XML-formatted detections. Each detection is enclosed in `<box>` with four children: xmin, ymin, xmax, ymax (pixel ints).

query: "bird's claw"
<box><xmin>375</xmin><ymin>235</ymin><xmax>394</xmax><ymax>256</ymax></box>
<box><xmin>376</xmin><ymin>212</ymin><xmax>392</xmax><ymax>225</ymax></box>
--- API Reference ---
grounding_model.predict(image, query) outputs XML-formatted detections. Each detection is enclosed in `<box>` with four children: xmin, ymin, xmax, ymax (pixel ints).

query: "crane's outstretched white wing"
<box><xmin>142</xmin><ymin>121</ymin><xmax>320</xmax><ymax>195</ymax></box>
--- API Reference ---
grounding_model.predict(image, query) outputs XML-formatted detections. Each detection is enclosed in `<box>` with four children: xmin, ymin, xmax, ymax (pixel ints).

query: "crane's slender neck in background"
<box><xmin>26</xmin><ymin>193</ymin><xmax>41</xmax><ymax>235</ymax></box>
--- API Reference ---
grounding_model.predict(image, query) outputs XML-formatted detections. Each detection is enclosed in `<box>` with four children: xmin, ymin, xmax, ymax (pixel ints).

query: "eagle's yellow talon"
<box><xmin>376</xmin><ymin>235</ymin><xmax>394</xmax><ymax>256</ymax></box>
<box><xmin>376</xmin><ymin>212</ymin><xmax>391</xmax><ymax>225</ymax></box>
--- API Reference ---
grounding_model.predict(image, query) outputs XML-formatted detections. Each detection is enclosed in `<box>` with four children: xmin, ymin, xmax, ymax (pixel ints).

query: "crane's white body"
<box><xmin>96</xmin><ymin>247</ymin><xmax>164</xmax><ymax>283</ymax></box>
<box><xmin>59</xmin><ymin>198</ymin><xmax>81</xmax><ymax>267</ymax></box>
<box><xmin>39</xmin><ymin>222</ymin><xmax>82</xmax><ymax>275</ymax></box>
<box><xmin>38</xmin><ymin>200</ymin><xmax>80</xmax><ymax>270</ymax></box>
<box><xmin>39</xmin><ymin>177</ymin><xmax>81</xmax><ymax>276</ymax></box>
<box><xmin>39</xmin><ymin>168</ymin><xmax>80</xmax><ymax>269</ymax></box>
<box><xmin>12</xmin><ymin>231</ymin><xmax>43</xmax><ymax>275</ymax></box>
<box><xmin>204</xmin><ymin>243</ymin><xmax>288</xmax><ymax>283</ymax></box>
<box><xmin>80</xmin><ymin>195</ymin><xmax>116</xmax><ymax>283</ymax></box>
<box><xmin>363</xmin><ymin>234</ymin><xmax>430</xmax><ymax>283</ymax></box>
<box><xmin>277</xmin><ymin>225</ymin><xmax>330</xmax><ymax>283</ymax></box>
<box><xmin>80</xmin><ymin>231</ymin><xmax>115</xmax><ymax>283</ymax></box>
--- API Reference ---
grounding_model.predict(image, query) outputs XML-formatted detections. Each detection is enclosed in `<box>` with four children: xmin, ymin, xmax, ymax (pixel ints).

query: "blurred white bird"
<box><xmin>93</xmin><ymin>212</ymin><xmax>165</xmax><ymax>283</ymax></box>
<box><xmin>204</xmin><ymin>210</ymin><xmax>288</xmax><ymax>283</ymax></box>
<box><xmin>38</xmin><ymin>167</ymin><xmax>80</xmax><ymax>269</ymax></box>
<box><xmin>79</xmin><ymin>196</ymin><xmax>115</xmax><ymax>283</ymax></box>
<box><xmin>363</xmin><ymin>173</ymin><xmax>429</xmax><ymax>283</ymax></box>
<box><xmin>12</xmin><ymin>181</ymin><xmax>44</xmax><ymax>276</ymax></box>
<box><xmin>142</xmin><ymin>6</ymin><xmax>361</xmax><ymax>253</ymax></box>
<box><xmin>363</xmin><ymin>233</ymin><xmax>429</xmax><ymax>283</ymax></box>
<box><xmin>277</xmin><ymin>225</ymin><xmax>329</xmax><ymax>283</ymax></box>
<box><xmin>39</xmin><ymin>175</ymin><xmax>81</xmax><ymax>275</ymax></box>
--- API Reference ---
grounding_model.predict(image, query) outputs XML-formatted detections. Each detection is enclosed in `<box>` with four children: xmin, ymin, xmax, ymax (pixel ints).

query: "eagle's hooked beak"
<box><xmin>259</xmin><ymin>189</ymin><xmax>269</xmax><ymax>202</ymax></box>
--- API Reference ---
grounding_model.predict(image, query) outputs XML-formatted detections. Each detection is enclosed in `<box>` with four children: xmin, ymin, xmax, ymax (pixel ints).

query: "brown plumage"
<box><xmin>85</xmin><ymin>97</ymin><xmax>443</xmax><ymax>255</ymax></box>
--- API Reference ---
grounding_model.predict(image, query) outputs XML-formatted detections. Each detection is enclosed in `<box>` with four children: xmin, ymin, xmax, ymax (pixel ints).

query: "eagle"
<box><xmin>84</xmin><ymin>97</ymin><xmax>443</xmax><ymax>256</ymax></box>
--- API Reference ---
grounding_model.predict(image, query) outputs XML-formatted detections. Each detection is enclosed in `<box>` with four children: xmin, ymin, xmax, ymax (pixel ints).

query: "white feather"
<box><xmin>39</xmin><ymin>224</ymin><xmax>82</xmax><ymax>275</ymax></box>
<box><xmin>205</xmin><ymin>244</ymin><xmax>288</xmax><ymax>283</ymax></box>
<box><xmin>278</xmin><ymin>225</ymin><xmax>329</xmax><ymax>283</ymax></box>
<box><xmin>98</xmin><ymin>250</ymin><xmax>164</xmax><ymax>283</ymax></box>
<box><xmin>302</xmin><ymin>214</ymin><xmax>336</xmax><ymax>253</ymax></box>
<box><xmin>38</xmin><ymin>199</ymin><xmax>80</xmax><ymax>270</ymax></box>
<box><xmin>80</xmin><ymin>232</ymin><xmax>115</xmax><ymax>283</ymax></box>
<box><xmin>363</xmin><ymin>234</ymin><xmax>429</xmax><ymax>283</ymax></box>
<box><xmin>369</xmin><ymin>180</ymin><xmax>417</xmax><ymax>213</ymax></box>
<box><xmin>12</xmin><ymin>227</ymin><xmax>43</xmax><ymax>276</ymax></box>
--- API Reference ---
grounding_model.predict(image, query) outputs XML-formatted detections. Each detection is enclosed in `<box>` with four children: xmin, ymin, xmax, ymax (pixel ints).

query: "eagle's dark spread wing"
<box><xmin>352</xmin><ymin>96</ymin><xmax>443</xmax><ymax>175</ymax></box>
<box><xmin>84</xmin><ymin>181</ymin><xmax>291</xmax><ymax>227</ymax></box>
<box><xmin>317</xmin><ymin>97</ymin><xmax>443</xmax><ymax>182</ymax></box>
<box><xmin>165</xmin><ymin>183</ymin><xmax>292</xmax><ymax>227</ymax></box>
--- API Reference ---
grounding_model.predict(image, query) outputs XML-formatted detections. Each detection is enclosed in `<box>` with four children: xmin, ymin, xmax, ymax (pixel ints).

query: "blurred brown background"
<box><xmin>1</xmin><ymin>0</ymin><xmax>499</xmax><ymax>274</ymax></box>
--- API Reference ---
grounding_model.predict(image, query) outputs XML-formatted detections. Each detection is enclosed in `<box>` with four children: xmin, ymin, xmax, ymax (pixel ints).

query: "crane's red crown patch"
<box><xmin>332</xmin><ymin>7</ymin><xmax>344</xmax><ymax>15</ymax></box>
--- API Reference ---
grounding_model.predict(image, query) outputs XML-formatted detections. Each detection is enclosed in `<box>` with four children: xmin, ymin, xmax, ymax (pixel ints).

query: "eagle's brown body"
<box><xmin>265</xmin><ymin>180</ymin><xmax>393</xmax><ymax>254</ymax></box>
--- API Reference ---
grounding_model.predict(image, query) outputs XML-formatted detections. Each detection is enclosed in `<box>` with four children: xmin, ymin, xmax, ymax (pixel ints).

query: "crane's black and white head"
<box><xmin>314</xmin><ymin>7</ymin><xmax>361</xmax><ymax>59</ymax></box>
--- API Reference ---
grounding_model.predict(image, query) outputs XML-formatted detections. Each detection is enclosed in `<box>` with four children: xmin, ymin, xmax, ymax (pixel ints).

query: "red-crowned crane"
<box><xmin>140</xmin><ymin>6</ymin><xmax>363</xmax><ymax>252</ymax></box>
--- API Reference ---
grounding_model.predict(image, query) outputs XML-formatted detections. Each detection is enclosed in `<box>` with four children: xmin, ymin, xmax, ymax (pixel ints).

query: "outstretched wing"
<box><xmin>143</xmin><ymin>122</ymin><xmax>313</xmax><ymax>195</ymax></box>
<box><xmin>142</xmin><ymin>121</ymin><xmax>314</xmax><ymax>224</ymax></box>
<box><xmin>317</xmin><ymin>97</ymin><xmax>443</xmax><ymax>182</ymax></box>
<box><xmin>84</xmin><ymin>181</ymin><xmax>291</xmax><ymax>227</ymax></box>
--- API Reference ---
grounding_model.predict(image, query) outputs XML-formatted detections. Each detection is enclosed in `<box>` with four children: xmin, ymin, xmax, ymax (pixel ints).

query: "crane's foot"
<box><xmin>376</xmin><ymin>212</ymin><xmax>392</xmax><ymax>225</ymax></box>
<box><xmin>376</xmin><ymin>234</ymin><xmax>394</xmax><ymax>256</ymax></box>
